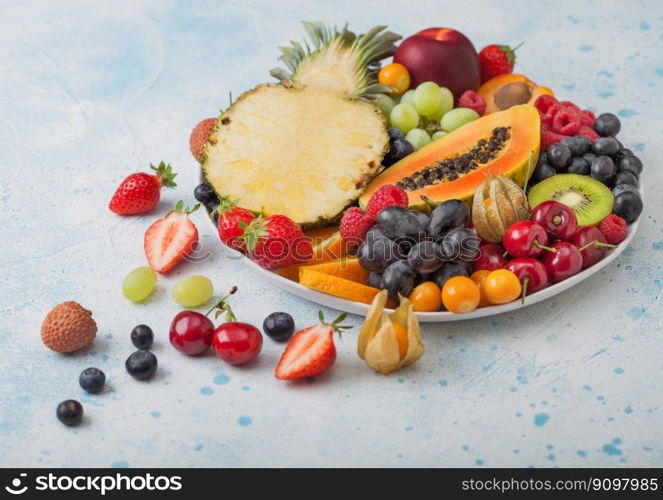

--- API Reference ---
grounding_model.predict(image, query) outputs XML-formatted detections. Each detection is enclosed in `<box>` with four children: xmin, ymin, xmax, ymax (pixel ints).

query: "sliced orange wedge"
<box><xmin>299</xmin><ymin>269</ymin><xmax>381</xmax><ymax>305</ymax></box>
<box><xmin>277</xmin><ymin>229</ymin><xmax>352</xmax><ymax>281</ymax></box>
<box><xmin>298</xmin><ymin>257</ymin><xmax>369</xmax><ymax>284</ymax></box>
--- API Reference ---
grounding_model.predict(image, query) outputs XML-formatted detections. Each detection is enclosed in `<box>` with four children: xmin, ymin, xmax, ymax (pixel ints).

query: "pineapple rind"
<box><xmin>202</xmin><ymin>84</ymin><xmax>389</xmax><ymax>228</ymax></box>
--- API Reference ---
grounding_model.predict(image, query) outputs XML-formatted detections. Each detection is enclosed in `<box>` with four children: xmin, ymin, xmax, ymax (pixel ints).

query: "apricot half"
<box><xmin>478</xmin><ymin>74</ymin><xmax>554</xmax><ymax>114</ymax></box>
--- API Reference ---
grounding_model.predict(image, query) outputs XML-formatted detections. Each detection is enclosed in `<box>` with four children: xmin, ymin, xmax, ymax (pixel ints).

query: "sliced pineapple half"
<box><xmin>270</xmin><ymin>22</ymin><xmax>401</xmax><ymax>97</ymax></box>
<box><xmin>203</xmin><ymin>84</ymin><xmax>388</xmax><ymax>227</ymax></box>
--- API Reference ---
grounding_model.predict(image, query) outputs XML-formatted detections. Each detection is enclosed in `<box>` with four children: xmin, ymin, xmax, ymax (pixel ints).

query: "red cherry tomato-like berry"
<box><xmin>530</xmin><ymin>201</ymin><xmax>578</xmax><ymax>241</ymax></box>
<box><xmin>474</xmin><ymin>243</ymin><xmax>508</xmax><ymax>271</ymax></box>
<box><xmin>569</xmin><ymin>227</ymin><xmax>616</xmax><ymax>269</ymax></box>
<box><xmin>502</xmin><ymin>221</ymin><xmax>553</xmax><ymax>258</ymax></box>
<box><xmin>169</xmin><ymin>311</ymin><xmax>215</xmax><ymax>356</ymax></box>
<box><xmin>542</xmin><ymin>241</ymin><xmax>583</xmax><ymax>283</ymax></box>
<box><xmin>213</xmin><ymin>322</ymin><xmax>263</xmax><ymax>365</ymax></box>
<box><xmin>505</xmin><ymin>258</ymin><xmax>550</xmax><ymax>297</ymax></box>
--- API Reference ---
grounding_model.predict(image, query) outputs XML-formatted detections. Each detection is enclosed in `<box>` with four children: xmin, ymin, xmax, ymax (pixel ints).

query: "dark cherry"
<box><xmin>213</xmin><ymin>322</ymin><xmax>263</xmax><ymax>365</ymax></box>
<box><xmin>530</xmin><ymin>200</ymin><xmax>578</xmax><ymax>241</ymax></box>
<box><xmin>474</xmin><ymin>243</ymin><xmax>508</xmax><ymax>271</ymax></box>
<box><xmin>542</xmin><ymin>241</ymin><xmax>583</xmax><ymax>283</ymax></box>
<box><xmin>505</xmin><ymin>258</ymin><xmax>550</xmax><ymax>297</ymax></box>
<box><xmin>569</xmin><ymin>227</ymin><xmax>616</xmax><ymax>269</ymax></box>
<box><xmin>502</xmin><ymin>221</ymin><xmax>553</xmax><ymax>258</ymax></box>
<box><xmin>169</xmin><ymin>311</ymin><xmax>215</xmax><ymax>356</ymax></box>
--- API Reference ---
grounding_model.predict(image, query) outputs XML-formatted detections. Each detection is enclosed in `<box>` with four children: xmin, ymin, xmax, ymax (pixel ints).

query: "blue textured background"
<box><xmin>1</xmin><ymin>0</ymin><xmax>661</xmax><ymax>468</ymax></box>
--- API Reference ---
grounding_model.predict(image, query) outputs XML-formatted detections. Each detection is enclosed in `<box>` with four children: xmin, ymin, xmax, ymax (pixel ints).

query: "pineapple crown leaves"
<box><xmin>318</xmin><ymin>310</ymin><xmax>352</xmax><ymax>336</ymax></box>
<box><xmin>270</xmin><ymin>21</ymin><xmax>401</xmax><ymax>97</ymax></box>
<box><xmin>238</xmin><ymin>214</ymin><xmax>269</xmax><ymax>255</ymax></box>
<box><xmin>150</xmin><ymin>161</ymin><xmax>178</xmax><ymax>188</ymax></box>
<box><xmin>166</xmin><ymin>200</ymin><xmax>200</xmax><ymax>217</ymax></box>
<box><xmin>205</xmin><ymin>286</ymin><xmax>238</xmax><ymax>322</ymax></box>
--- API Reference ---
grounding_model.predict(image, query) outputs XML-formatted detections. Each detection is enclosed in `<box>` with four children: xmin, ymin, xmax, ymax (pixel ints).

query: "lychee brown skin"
<box><xmin>189</xmin><ymin>118</ymin><xmax>216</xmax><ymax>163</ymax></box>
<box><xmin>41</xmin><ymin>301</ymin><xmax>97</xmax><ymax>353</ymax></box>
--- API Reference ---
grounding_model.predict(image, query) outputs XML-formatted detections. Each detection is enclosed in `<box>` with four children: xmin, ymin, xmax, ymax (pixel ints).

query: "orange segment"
<box><xmin>299</xmin><ymin>257</ymin><xmax>369</xmax><ymax>284</ymax></box>
<box><xmin>299</xmin><ymin>269</ymin><xmax>381</xmax><ymax>305</ymax></box>
<box><xmin>277</xmin><ymin>230</ymin><xmax>352</xmax><ymax>281</ymax></box>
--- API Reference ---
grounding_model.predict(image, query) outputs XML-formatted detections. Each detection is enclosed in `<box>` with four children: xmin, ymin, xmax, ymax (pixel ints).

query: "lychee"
<box><xmin>189</xmin><ymin>118</ymin><xmax>216</xmax><ymax>163</ymax></box>
<box><xmin>41</xmin><ymin>301</ymin><xmax>97</xmax><ymax>353</ymax></box>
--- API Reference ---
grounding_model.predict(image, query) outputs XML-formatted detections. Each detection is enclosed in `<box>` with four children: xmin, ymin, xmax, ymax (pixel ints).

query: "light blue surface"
<box><xmin>1</xmin><ymin>0</ymin><xmax>662</xmax><ymax>468</ymax></box>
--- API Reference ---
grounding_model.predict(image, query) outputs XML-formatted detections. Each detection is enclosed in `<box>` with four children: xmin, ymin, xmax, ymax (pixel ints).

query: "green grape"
<box><xmin>440</xmin><ymin>107</ymin><xmax>480</xmax><ymax>133</ymax></box>
<box><xmin>427</xmin><ymin>87</ymin><xmax>455</xmax><ymax>121</ymax></box>
<box><xmin>432</xmin><ymin>131</ymin><xmax>448</xmax><ymax>141</ymax></box>
<box><xmin>405</xmin><ymin>128</ymin><xmax>432</xmax><ymax>151</ymax></box>
<box><xmin>123</xmin><ymin>266</ymin><xmax>157</xmax><ymax>303</ymax></box>
<box><xmin>399</xmin><ymin>89</ymin><xmax>416</xmax><ymax>106</ymax></box>
<box><xmin>413</xmin><ymin>82</ymin><xmax>442</xmax><ymax>116</ymax></box>
<box><xmin>172</xmin><ymin>275</ymin><xmax>214</xmax><ymax>307</ymax></box>
<box><xmin>374</xmin><ymin>94</ymin><xmax>395</xmax><ymax>118</ymax></box>
<box><xmin>390</xmin><ymin>104</ymin><xmax>419</xmax><ymax>134</ymax></box>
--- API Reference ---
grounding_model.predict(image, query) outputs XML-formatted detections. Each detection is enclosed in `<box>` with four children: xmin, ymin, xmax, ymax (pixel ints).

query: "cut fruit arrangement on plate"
<box><xmin>41</xmin><ymin>22</ymin><xmax>647</xmax><ymax>424</ymax></box>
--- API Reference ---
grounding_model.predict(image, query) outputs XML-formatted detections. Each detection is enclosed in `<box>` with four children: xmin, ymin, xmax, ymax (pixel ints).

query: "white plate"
<box><xmin>200</xmin><ymin>172</ymin><xmax>642</xmax><ymax>322</ymax></box>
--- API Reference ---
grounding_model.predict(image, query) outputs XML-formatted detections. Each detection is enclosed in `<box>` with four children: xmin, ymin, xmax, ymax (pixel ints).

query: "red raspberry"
<box><xmin>340</xmin><ymin>208</ymin><xmax>374</xmax><ymax>248</ymax></box>
<box><xmin>366</xmin><ymin>184</ymin><xmax>409</xmax><ymax>218</ymax></box>
<box><xmin>599</xmin><ymin>214</ymin><xmax>628</xmax><ymax>244</ymax></box>
<box><xmin>577</xmin><ymin>125</ymin><xmax>599</xmax><ymax>142</ymax></box>
<box><xmin>552</xmin><ymin>107</ymin><xmax>581</xmax><ymax>135</ymax></box>
<box><xmin>560</xmin><ymin>101</ymin><xmax>581</xmax><ymax>112</ymax></box>
<box><xmin>534</xmin><ymin>95</ymin><xmax>561</xmax><ymax>126</ymax></box>
<box><xmin>541</xmin><ymin>129</ymin><xmax>565</xmax><ymax>151</ymax></box>
<box><xmin>457</xmin><ymin>90</ymin><xmax>486</xmax><ymax>116</ymax></box>
<box><xmin>579</xmin><ymin>109</ymin><xmax>596</xmax><ymax>127</ymax></box>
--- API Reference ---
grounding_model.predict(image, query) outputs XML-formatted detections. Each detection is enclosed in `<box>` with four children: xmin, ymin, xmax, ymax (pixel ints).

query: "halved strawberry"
<box><xmin>275</xmin><ymin>312</ymin><xmax>350</xmax><ymax>380</ymax></box>
<box><xmin>144</xmin><ymin>201</ymin><xmax>199</xmax><ymax>273</ymax></box>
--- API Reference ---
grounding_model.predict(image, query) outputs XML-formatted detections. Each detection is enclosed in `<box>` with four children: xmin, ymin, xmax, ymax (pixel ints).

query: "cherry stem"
<box><xmin>578</xmin><ymin>240</ymin><xmax>618</xmax><ymax>252</ymax></box>
<box><xmin>502</xmin><ymin>250</ymin><xmax>509</xmax><ymax>258</ymax></box>
<box><xmin>521</xmin><ymin>277</ymin><xmax>529</xmax><ymax>305</ymax></box>
<box><xmin>205</xmin><ymin>286</ymin><xmax>238</xmax><ymax>320</ymax></box>
<box><xmin>533</xmin><ymin>241</ymin><xmax>556</xmax><ymax>253</ymax></box>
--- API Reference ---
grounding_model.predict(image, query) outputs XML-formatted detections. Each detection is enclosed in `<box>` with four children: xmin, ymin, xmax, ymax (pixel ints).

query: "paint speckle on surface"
<box><xmin>237</xmin><ymin>416</ymin><xmax>252</xmax><ymax>427</ymax></box>
<box><xmin>112</xmin><ymin>461</ymin><xmax>129</xmax><ymax>468</ymax></box>
<box><xmin>462</xmin><ymin>445</ymin><xmax>469</xmax><ymax>451</ymax></box>
<box><xmin>653</xmin><ymin>241</ymin><xmax>663</xmax><ymax>251</ymax></box>
<box><xmin>194</xmin><ymin>445</ymin><xmax>203</xmax><ymax>452</ymax></box>
<box><xmin>150</xmin><ymin>411</ymin><xmax>160</xmax><ymax>418</ymax></box>
<box><xmin>546</xmin><ymin>453</ymin><xmax>556</xmax><ymax>461</ymax></box>
<box><xmin>438</xmin><ymin>380</ymin><xmax>448</xmax><ymax>388</ymax></box>
<box><xmin>200</xmin><ymin>387</ymin><xmax>214</xmax><ymax>396</ymax></box>
<box><xmin>613</xmin><ymin>367</ymin><xmax>625</xmax><ymax>375</ymax></box>
<box><xmin>405</xmin><ymin>426</ymin><xmax>413</xmax><ymax>432</ymax></box>
<box><xmin>628</xmin><ymin>307</ymin><xmax>646</xmax><ymax>319</ymax></box>
<box><xmin>602</xmin><ymin>443</ymin><xmax>623</xmax><ymax>456</ymax></box>
<box><xmin>475</xmin><ymin>459</ymin><xmax>484</xmax><ymax>466</ymax></box>
<box><xmin>214</xmin><ymin>374</ymin><xmax>231</xmax><ymax>385</ymax></box>
<box><xmin>579</xmin><ymin>44</ymin><xmax>595</xmax><ymax>52</ymax></box>
<box><xmin>624</xmin><ymin>406</ymin><xmax>633</xmax><ymax>414</ymax></box>
<box><xmin>241</xmin><ymin>385</ymin><xmax>250</xmax><ymax>391</ymax></box>
<box><xmin>577</xmin><ymin>450</ymin><xmax>588</xmax><ymax>458</ymax></box>
<box><xmin>617</xmin><ymin>109</ymin><xmax>637</xmax><ymax>118</ymax></box>
<box><xmin>534</xmin><ymin>413</ymin><xmax>550</xmax><ymax>427</ymax></box>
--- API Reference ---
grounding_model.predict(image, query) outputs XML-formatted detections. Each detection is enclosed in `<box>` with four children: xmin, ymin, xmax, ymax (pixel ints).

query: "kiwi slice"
<box><xmin>528</xmin><ymin>174</ymin><xmax>614</xmax><ymax>226</ymax></box>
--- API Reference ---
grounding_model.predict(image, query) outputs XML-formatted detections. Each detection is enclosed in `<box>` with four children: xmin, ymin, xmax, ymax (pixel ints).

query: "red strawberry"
<box><xmin>215</xmin><ymin>197</ymin><xmax>256</xmax><ymax>253</ymax></box>
<box><xmin>366</xmin><ymin>184</ymin><xmax>409</xmax><ymax>218</ymax></box>
<box><xmin>189</xmin><ymin>118</ymin><xmax>216</xmax><ymax>163</ymax></box>
<box><xmin>241</xmin><ymin>215</ymin><xmax>312</xmax><ymax>269</ymax></box>
<box><xmin>275</xmin><ymin>312</ymin><xmax>350</xmax><ymax>380</ymax></box>
<box><xmin>577</xmin><ymin>125</ymin><xmax>599</xmax><ymax>142</ymax></box>
<box><xmin>552</xmin><ymin>107</ymin><xmax>581</xmax><ymax>135</ymax></box>
<box><xmin>144</xmin><ymin>201</ymin><xmax>199</xmax><ymax>273</ymax></box>
<box><xmin>340</xmin><ymin>208</ymin><xmax>374</xmax><ymax>248</ymax></box>
<box><xmin>478</xmin><ymin>43</ymin><xmax>523</xmax><ymax>83</ymax></box>
<box><xmin>457</xmin><ymin>90</ymin><xmax>486</xmax><ymax>116</ymax></box>
<box><xmin>109</xmin><ymin>162</ymin><xmax>177</xmax><ymax>215</ymax></box>
<box><xmin>579</xmin><ymin>109</ymin><xmax>596</xmax><ymax>127</ymax></box>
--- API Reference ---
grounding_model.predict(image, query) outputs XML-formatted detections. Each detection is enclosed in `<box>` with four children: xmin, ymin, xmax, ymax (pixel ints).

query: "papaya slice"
<box><xmin>299</xmin><ymin>269</ymin><xmax>381</xmax><ymax>305</ymax></box>
<box><xmin>298</xmin><ymin>257</ymin><xmax>369</xmax><ymax>284</ymax></box>
<box><xmin>359</xmin><ymin>105</ymin><xmax>540</xmax><ymax>210</ymax></box>
<box><xmin>478</xmin><ymin>74</ymin><xmax>554</xmax><ymax>115</ymax></box>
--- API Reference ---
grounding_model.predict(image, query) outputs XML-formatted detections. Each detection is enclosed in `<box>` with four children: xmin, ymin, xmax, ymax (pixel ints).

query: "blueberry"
<box><xmin>614</xmin><ymin>171</ymin><xmax>638</xmax><ymax>188</ymax></box>
<box><xmin>612</xmin><ymin>184</ymin><xmax>640</xmax><ymax>198</ymax></box>
<box><xmin>381</xmin><ymin>260</ymin><xmax>416</xmax><ymax>302</ymax></box>
<box><xmin>262</xmin><ymin>312</ymin><xmax>295</xmax><ymax>341</ymax></box>
<box><xmin>593</xmin><ymin>113</ymin><xmax>621</xmax><ymax>137</ymax></box>
<box><xmin>407</xmin><ymin>241</ymin><xmax>445</xmax><ymax>274</ymax></box>
<box><xmin>560</xmin><ymin>136</ymin><xmax>583</xmax><ymax>156</ymax></box>
<box><xmin>377</xmin><ymin>206</ymin><xmax>426</xmax><ymax>242</ymax></box>
<box><xmin>531</xmin><ymin>163</ymin><xmax>555</xmax><ymax>184</ymax></box>
<box><xmin>440</xmin><ymin>227</ymin><xmax>481</xmax><ymax>261</ymax></box>
<box><xmin>582</xmin><ymin>152</ymin><xmax>597</xmax><ymax>164</ymax></box>
<box><xmin>56</xmin><ymin>400</ymin><xmax>83</xmax><ymax>426</ymax></box>
<box><xmin>590</xmin><ymin>156</ymin><xmax>616</xmax><ymax>185</ymax></box>
<box><xmin>567</xmin><ymin>156</ymin><xmax>590</xmax><ymax>175</ymax></box>
<box><xmin>358</xmin><ymin>237</ymin><xmax>401</xmax><ymax>273</ymax></box>
<box><xmin>536</xmin><ymin>152</ymin><xmax>549</xmax><ymax>167</ymax></box>
<box><xmin>618</xmin><ymin>155</ymin><xmax>643</xmax><ymax>177</ymax></box>
<box><xmin>387</xmin><ymin>127</ymin><xmax>405</xmax><ymax>142</ymax></box>
<box><xmin>592</xmin><ymin>137</ymin><xmax>620</xmax><ymax>157</ymax></box>
<box><xmin>367</xmin><ymin>272</ymin><xmax>383</xmax><ymax>289</ymax></box>
<box><xmin>433</xmin><ymin>261</ymin><xmax>472</xmax><ymax>289</ymax></box>
<box><xmin>547</xmin><ymin>143</ymin><xmax>572</xmax><ymax>169</ymax></box>
<box><xmin>131</xmin><ymin>324</ymin><xmax>154</xmax><ymax>349</ymax></box>
<box><xmin>79</xmin><ymin>367</ymin><xmax>105</xmax><ymax>394</ymax></box>
<box><xmin>613</xmin><ymin>148</ymin><xmax>633</xmax><ymax>164</ymax></box>
<box><xmin>125</xmin><ymin>351</ymin><xmax>158</xmax><ymax>380</ymax></box>
<box><xmin>364</xmin><ymin>226</ymin><xmax>387</xmax><ymax>244</ymax></box>
<box><xmin>384</xmin><ymin>139</ymin><xmax>414</xmax><ymax>166</ymax></box>
<box><xmin>572</xmin><ymin>135</ymin><xmax>592</xmax><ymax>155</ymax></box>
<box><xmin>613</xmin><ymin>192</ymin><xmax>643</xmax><ymax>223</ymax></box>
<box><xmin>427</xmin><ymin>199</ymin><xmax>470</xmax><ymax>240</ymax></box>
<box><xmin>194</xmin><ymin>182</ymin><xmax>218</xmax><ymax>205</ymax></box>
<box><xmin>411</xmin><ymin>210</ymin><xmax>429</xmax><ymax>228</ymax></box>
